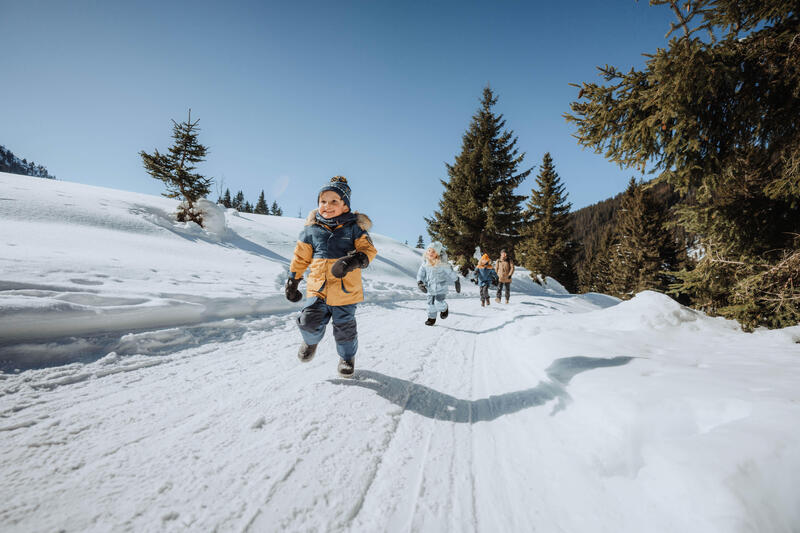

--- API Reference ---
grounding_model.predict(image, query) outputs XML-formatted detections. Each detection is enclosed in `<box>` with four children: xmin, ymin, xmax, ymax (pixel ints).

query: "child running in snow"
<box><xmin>285</xmin><ymin>176</ymin><xmax>378</xmax><ymax>377</ymax></box>
<box><xmin>472</xmin><ymin>253</ymin><xmax>499</xmax><ymax>307</ymax></box>
<box><xmin>416</xmin><ymin>242</ymin><xmax>460</xmax><ymax>326</ymax></box>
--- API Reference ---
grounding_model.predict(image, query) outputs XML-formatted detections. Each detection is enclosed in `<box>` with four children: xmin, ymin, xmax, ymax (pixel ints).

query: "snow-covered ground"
<box><xmin>1</xmin><ymin>172</ymin><xmax>799</xmax><ymax>532</ymax></box>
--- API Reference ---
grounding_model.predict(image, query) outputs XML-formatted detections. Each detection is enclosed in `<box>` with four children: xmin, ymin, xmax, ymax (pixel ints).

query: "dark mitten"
<box><xmin>331</xmin><ymin>251</ymin><xmax>369</xmax><ymax>278</ymax></box>
<box><xmin>470</xmin><ymin>277</ymin><xmax>478</xmax><ymax>285</ymax></box>
<box><xmin>285</xmin><ymin>277</ymin><xmax>302</xmax><ymax>302</ymax></box>
<box><xmin>492</xmin><ymin>279</ymin><xmax>499</xmax><ymax>287</ymax></box>
<box><xmin>418</xmin><ymin>281</ymin><xmax>428</xmax><ymax>293</ymax></box>
<box><xmin>455</xmin><ymin>279</ymin><xmax>461</xmax><ymax>293</ymax></box>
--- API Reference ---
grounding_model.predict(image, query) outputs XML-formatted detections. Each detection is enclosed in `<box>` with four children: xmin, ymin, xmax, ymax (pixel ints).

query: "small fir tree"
<box><xmin>255</xmin><ymin>190</ymin><xmax>269</xmax><ymax>214</ymax></box>
<box><xmin>519</xmin><ymin>153</ymin><xmax>576</xmax><ymax>290</ymax></box>
<box><xmin>579</xmin><ymin>226</ymin><xmax>615</xmax><ymax>294</ymax></box>
<box><xmin>426</xmin><ymin>86</ymin><xmax>530</xmax><ymax>273</ymax></box>
<box><xmin>606</xmin><ymin>179</ymin><xmax>678</xmax><ymax>298</ymax></box>
<box><xmin>270</xmin><ymin>201</ymin><xmax>283</xmax><ymax>216</ymax></box>
<box><xmin>233</xmin><ymin>191</ymin><xmax>245</xmax><ymax>212</ymax></box>
<box><xmin>416</xmin><ymin>235</ymin><xmax>425</xmax><ymax>249</ymax></box>
<box><xmin>140</xmin><ymin>110</ymin><xmax>212</xmax><ymax>226</ymax></box>
<box><xmin>221</xmin><ymin>189</ymin><xmax>232</xmax><ymax>208</ymax></box>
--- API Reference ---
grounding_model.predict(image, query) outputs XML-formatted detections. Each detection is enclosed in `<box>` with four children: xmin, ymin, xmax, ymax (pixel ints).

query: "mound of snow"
<box><xmin>585</xmin><ymin>290</ymin><xmax>740</xmax><ymax>332</ymax></box>
<box><xmin>197</xmin><ymin>199</ymin><xmax>227</xmax><ymax>237</ymax></box>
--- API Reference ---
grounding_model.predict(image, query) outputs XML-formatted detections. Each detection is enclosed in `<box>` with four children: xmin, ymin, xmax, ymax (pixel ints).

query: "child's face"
<box><xmin>426</xmin><ymin>248</ymin><xmax>439</xmax><ymax>262</ymax></box>
<box><xmin>318</xmin><ymin>190</ymin><xmax>349</xmax><ymax>218</ymax></box>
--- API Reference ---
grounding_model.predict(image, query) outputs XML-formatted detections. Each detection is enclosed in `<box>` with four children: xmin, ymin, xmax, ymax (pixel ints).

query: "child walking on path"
<box><xmin>494</xmin><ymin>249</ymin><xmax>515</xmax><ymax>304</ymax></box>
<box><xmin>416</xmin><ymin>242</ymin><xmax>461</xmax><ymax>326</ymax></box>
<box><xmin>472</xmin><ymin>253</ymin><xmax>499</xmax><ymax>307</ymax></box>
<box><xmin>285</xmin><ymin>176</ymin><xmax>378</xmax><ymax>377</ymax></box>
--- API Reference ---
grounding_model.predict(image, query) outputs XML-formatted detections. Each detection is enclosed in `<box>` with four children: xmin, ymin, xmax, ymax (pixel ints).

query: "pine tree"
<box><xmin>233</xmin><ymin>191</ymin><xmax>245</xmax><ymax>212</ymax></box>
<box><xmin>140</xmin><ymin>110</ymin><xmax>212</xmax><ymax>226</ymax></box>
<box><xmin>416</xmin><ymin>235</ymin><xmax>425</xmax><ymax>249</ymax></box>
<box><xmin>270</xmin><ymin>201</ymin><xmax>283</xmax><ymax>216</ymax></box>
<box><xmin>221</xmin><ymin>189</ymin><xmax>232</xmax><ymax>208</ymax></box>
<box><xmin>255</xmin><ymin>190</ymin><xmax>269</xmax><ymax>214</ymax></box>
<box><xmin>519</xmin><ymin>153</ymin><xmax>576</xmax><ymax>290</ymax></box>
<box><xmin>565</xmin><ymin>0</ymin><xmax>800</xmax><ymax>329</ymax></box>
<box><xmin>426</xmin><ymin>86</ymin><xmax>530</xmax><ymax>273</ymax></box>
<box><xmin>605</xmin><ymin>179</ymin><xmax>678</xmax><ymax>298</ymax></box>
<box><xmin>579</xmin><ymin>225</ymin><xmax>615</xmax><ymax>294</ymax></box>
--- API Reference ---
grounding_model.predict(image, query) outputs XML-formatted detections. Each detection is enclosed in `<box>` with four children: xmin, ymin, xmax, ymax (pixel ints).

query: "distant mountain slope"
<box><xmin>0</xmin><ymin>145</ymin><xmax>56</xmax><ymax>179</ymax></box>
<box><xmin>568</xmin><ymin>180</ymin><xmax>686</xmax><ymax>285</ymax></box>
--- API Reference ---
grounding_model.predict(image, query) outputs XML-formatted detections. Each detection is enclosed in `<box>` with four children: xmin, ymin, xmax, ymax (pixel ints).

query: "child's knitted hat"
<box><xmin>319</xmin><ymin>176</ymin><xmax>351</xmax><ymax>208</ymax></box>
<box><xmin>480</xmin><ymin>253</ymin><xmax>491</xmax><ymax>263</ymax></box>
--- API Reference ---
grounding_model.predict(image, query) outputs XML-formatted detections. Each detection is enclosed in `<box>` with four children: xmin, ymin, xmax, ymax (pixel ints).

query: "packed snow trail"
<box><xmin>2</xmin><ymin>293</ymin><xmax>799</xmax><ymax>533</ymax></box>
<box><xmin>2</xmin><ymin>173</ymin><xmax>800</xmax><ymax>532</ymax></box>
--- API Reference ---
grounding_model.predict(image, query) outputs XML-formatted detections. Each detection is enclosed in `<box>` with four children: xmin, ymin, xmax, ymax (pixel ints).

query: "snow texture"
<box><xmin>1</xmin><ymin>172</ymin><xmax>799</xmax><ymax>532</ymax></box>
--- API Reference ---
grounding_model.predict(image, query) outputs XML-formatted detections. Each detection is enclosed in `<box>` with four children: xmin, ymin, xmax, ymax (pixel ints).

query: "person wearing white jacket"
<box><xmin>416</xmin><ymin>241</ymin><xmax>461</xmax><ymax>326</ymax></box>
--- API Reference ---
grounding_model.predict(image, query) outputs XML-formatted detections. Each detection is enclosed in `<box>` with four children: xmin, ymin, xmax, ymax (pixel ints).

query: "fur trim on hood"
<box><xmin>305</xmin><ymin>209</ymin><xmax>372</xmax><ymax>231</ymax></box>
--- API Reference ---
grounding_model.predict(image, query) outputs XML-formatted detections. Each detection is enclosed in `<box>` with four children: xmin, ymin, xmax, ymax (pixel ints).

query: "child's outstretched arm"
<box><xmin>289</xmin><ymin>232</ymin><xmax>312</xmax><ymax>281</ymax></box>
<box><xmin>416</xmin><ymin>264</ymin><xmax>428</xmax><ymax>293</ymax></box>
<box><xmin>354</xmin><ymin>232</ymin><xmax>378</xmax><ymax>264</ymax></box>
<box><xmin>286</xmin><ymin>232</ymin><xmax>313</xmax><ymax>301</ymax></box>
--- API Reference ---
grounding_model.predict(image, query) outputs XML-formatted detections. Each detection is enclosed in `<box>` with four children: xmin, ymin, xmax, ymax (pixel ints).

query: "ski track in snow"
<box><xmin>2</xmin><ymin>294</ymin><xmax>800</xmax><ymax>532</ymax></box>
<box><xmin>0</xmin><ymin>296</ymin><xmax>589</xmax><ymax>532</ymax></box>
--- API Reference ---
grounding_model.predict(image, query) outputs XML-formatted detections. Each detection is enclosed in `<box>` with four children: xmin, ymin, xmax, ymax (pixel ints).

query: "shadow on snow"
<box><xmin>329</xmin><ymin>356</ymin><xmax>634</xmax><ymax>422</ymax></box>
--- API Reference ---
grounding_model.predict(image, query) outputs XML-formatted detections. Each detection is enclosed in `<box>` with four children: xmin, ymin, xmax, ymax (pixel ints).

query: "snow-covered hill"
<box><xmin>1</xmin><ymin>172</ymin><xmax>799</xmax><ymax>532</ymax></box>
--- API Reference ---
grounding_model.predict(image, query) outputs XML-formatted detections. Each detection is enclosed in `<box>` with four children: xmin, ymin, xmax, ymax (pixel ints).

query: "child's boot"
<box><xmin>337</xmin><ymin>357</ymin><xmax>355</xmax><ymax>377</ymax></box>
<box><xmin>425</xmin><ymin>317</ymin><xmax>436</xmax><ymax>326</ymax></box>
<box><xmin>298</xmin><ymin>342</ymin><xmax>318</xmax><ymax>362</ymax></box>
<box><xmin>505</xmin><ymin>297</ymin><xmax>509</xmax><ymax>304</ymax></box>
<box><xmin>440</xmin><ymin>306</ymin><xmax>449</xmax><ymax>319</ymax></box>
<box><xmin>481</xmin><ymin>300</ymin><xmax>485</xmax><ymax>307</ymax></box>
<box><xmin>495</xmin><ymin>297</ymin><xmax>501</xmax><ymax>303</ymax></box>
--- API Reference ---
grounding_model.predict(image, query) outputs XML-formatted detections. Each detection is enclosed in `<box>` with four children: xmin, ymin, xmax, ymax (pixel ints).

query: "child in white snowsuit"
<box><xmin>416</xmin><ymin>242</ymin><xmax>460</xmax><ymax>326</ymax></box>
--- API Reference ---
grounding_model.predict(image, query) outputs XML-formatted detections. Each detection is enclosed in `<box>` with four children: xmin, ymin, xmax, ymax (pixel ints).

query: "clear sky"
<box><xmin>1</xmin><ymin>1</ymin><xmax>677</xmax><ymax>244</ymax></box>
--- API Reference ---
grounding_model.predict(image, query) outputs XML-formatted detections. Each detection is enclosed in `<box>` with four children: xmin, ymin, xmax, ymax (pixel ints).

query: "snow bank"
<box><xmin>579</xmin><ymin>290</ymin><xmax>740</xmax><ymax>332</ymax></box>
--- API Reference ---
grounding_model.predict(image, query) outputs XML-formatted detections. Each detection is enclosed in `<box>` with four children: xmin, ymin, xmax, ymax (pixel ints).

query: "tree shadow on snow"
<box><xmin>329</xmin><ymin>356</ymin><xmax>634</xmax><ymax>422</ymax></box>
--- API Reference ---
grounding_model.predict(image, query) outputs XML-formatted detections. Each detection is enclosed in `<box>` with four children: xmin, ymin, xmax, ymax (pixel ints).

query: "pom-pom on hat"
<box><xmin>319</xmin><ymin>175</ymin><xmax>351</xmax><ymax>208</ymax></box>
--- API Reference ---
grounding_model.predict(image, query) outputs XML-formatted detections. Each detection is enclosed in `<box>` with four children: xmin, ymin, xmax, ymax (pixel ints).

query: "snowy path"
<box><xmin>3</xmin><ymin>292</ymin><xmax>799</xmax><ymax>532</ymax></box>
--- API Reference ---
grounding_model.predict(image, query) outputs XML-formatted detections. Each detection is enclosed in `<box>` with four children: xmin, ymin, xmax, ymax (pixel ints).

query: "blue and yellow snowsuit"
<box><xmin>289</xmin><ymin>210</ymin><xmax>378</xmax><ymax>360</ymax></box>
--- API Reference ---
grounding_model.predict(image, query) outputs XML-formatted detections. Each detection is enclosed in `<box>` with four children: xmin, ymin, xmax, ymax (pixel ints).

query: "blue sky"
<box><xmin>1</xmin><ymin>1</ymin><xmax>677</xmax><ymax>244</ymax></box>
